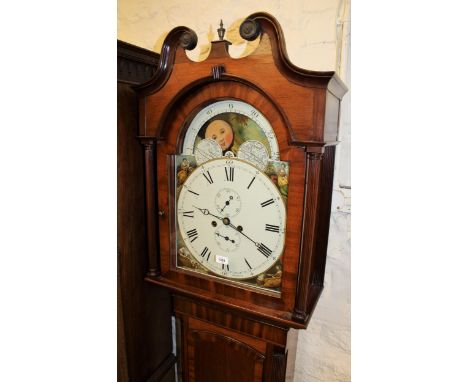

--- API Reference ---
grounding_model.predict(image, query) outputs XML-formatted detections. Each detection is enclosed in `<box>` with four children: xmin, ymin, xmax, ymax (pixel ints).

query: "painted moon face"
<box><xmin>205</xmin><ymin>120</ymin><xmax>234</xmax><ymax>151</ymax></box>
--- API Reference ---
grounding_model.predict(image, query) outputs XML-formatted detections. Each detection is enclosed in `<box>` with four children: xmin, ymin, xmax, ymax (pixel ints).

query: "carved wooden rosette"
<box><xmin>136</xmin><ymin>12</ymin><xmax>347</xmax><ymax>381</ymax></box>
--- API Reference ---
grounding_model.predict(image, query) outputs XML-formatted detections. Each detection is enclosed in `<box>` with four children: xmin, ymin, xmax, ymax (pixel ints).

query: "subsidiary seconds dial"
<box><xmin>177</xmin><ymin>158</ymin><xmax>286</xmax><ymax>279</ymax></box>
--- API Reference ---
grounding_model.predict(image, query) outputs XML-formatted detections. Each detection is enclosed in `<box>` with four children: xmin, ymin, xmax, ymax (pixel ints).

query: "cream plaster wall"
<box><xmin>118</xmin><ymin>1</ymin><xmax>350</xmax><ymax>381</ymax></box>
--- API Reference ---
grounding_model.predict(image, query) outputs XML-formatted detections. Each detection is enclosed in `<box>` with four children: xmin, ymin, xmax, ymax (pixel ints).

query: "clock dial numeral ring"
<box><xmin>177</xmin><ymin>157</ymin><xmax>286</xmax><ymax>280</ymax></box>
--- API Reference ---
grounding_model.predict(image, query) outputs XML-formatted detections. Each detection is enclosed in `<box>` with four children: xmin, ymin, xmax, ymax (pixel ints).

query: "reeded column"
<box><xmin>293</xmin><ymin>149</ymin><xmax>324</xmax><ymax>322</ymax></box>
<box><xmin>140</xmin><ymin>137</ymin><xmax>159</xmax><ymax>277</ymax></box>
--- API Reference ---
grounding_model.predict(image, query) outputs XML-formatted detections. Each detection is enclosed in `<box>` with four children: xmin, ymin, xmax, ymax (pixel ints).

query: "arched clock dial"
<box><xmin>176</xmin><ymin>158</ymin><xmax>286</xmax><ymax>280</ymax></box>
<box><xmin>182</xmin><ymin>99</ymin><xmax>280</xmax><ymax>162</ymax></box>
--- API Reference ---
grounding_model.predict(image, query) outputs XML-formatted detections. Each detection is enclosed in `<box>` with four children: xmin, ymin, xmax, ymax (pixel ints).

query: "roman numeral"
<box><xmin>265</xmin><ymin>224</ymin><xmax>280</xmax><ymax>233</ymax></box>
<box><xmin>225</xmin><ymin>167</ymin><xmax>234</xmax><ymax>182</ymax></box>
<box><xmin>222</xmin><ymin>263</ymin><xmax>230</xmax><ymax>271</ymax></box>
<box><xmin>200</xmin><ymin>246</ymin><xmax>211</xmax><ymax>260</ymax></box>
<box><xmin>188</xmin><ymin>189</ymin><xmax>199</xmax><ymax>196</ymax></box>
<box><xmin>257</xmin><ymin>243</ymin><xmax>272</xmax><ymax>258</ymax></box>
<box><xmin>186</xmin><ymin>228</ymin><xmax>198</xmax><ymax>242</ymax></box>
<box><xmin>183</xmin><ymin>211</ymin><xmax>194</xmax><ymax>218</ymax></box>
<box><xmin>203</xmin><ymin>171</ymin><xmax>214</xmax><ymax>184</ymax></box>
<box><xmin>260</xmin><ymin>198</ymin><xmax>274</xmax><ymax>208</ymax></box>
<box><xmin>247</xmin><ymin>177</ymin><xmax>255</xmax><ymax>189</ymax></box>
<box><xmin>244</xmin><ymin>258</ymin><xmax>252</xmax><ymax>270</ymax></box>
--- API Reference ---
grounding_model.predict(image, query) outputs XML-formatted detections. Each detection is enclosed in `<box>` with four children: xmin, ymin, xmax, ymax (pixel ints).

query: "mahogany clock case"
<box><xmin>136</xmin><ymin>12</ymin><xmax>347</xmax><ymax>330</ymax></box>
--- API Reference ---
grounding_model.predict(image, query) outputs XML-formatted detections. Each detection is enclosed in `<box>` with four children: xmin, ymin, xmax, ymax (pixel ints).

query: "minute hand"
<box><xmin>227</xmin><ymin>221</ymin><xmax>259</xmax><ymax>247</ymax></box>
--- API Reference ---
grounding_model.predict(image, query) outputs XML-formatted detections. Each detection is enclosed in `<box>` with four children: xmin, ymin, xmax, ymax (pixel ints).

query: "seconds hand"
<box><xmin>220</xmin><ymin>196</ymin><xmax>233</xmax><ymax>213</ymax></box>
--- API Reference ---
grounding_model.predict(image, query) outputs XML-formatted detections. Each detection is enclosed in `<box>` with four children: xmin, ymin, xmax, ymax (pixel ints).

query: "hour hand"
<box><xmin>194</xmin><ymin>206</ymin><xmax>222</xmax><ymax>220</ymax></box>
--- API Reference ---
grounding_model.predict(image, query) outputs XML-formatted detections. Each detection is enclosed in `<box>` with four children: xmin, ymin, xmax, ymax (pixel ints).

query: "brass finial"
<box><xmin>217</xmin><ymin>19</ymin><xmax>225</xmax><ymax>41</ymax></box>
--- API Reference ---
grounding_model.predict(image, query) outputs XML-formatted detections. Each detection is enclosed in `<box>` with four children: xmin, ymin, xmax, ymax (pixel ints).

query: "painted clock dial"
<box><xmin>176</xmin><ymin>158</ymin><xmax>286</xmax><ymax>279</ymax></box>
<box><xmin>182</xmin><ymin>99</ymin><xmax>280</xmax><ymax>161</ymax></box>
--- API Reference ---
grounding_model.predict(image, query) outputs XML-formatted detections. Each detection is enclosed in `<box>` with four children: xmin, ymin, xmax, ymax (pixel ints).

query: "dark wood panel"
<box><xmin>118</xmin><ymin>78</ymin><xmax>174</xmax><ymax>381</ymax></box>
<box><xmin>173</xmin><ymin>294</ymin><xmax>289</xmax><ymax>346</ymax></box>
<box><xmin>191</xmin><ymin>330</ymin><xmax>264</xmax><ymax>382</ymax></box>
<box><xmin>324</xmin><ymin>91</ymin><xmax>340</xmax><ymax>142</ymax></box>
<box><xmin>117</xmin><ymin>256</ymin><xmax>129</xmax><ymax>382</ymax></box>
<box><xmin>263</xmin><ymin>344</ymin><xmax>288</xmax><ymax>382</ymax></box>
<box><xmin>175</xmin><ymin>306</ymin><xmax>293</xmax><ymax>382</ymax></box>
<box><xmin>307</xmin><ymin>146</ymin><xmax>336</xmax><ymax>312</ymax></box>
<box><xmin>293</xmin><ymin>150</ymin><xmax>323</xmax><ymax>323</ymax></box>
<box><xmin>159</xmin><ymin>369</ymin><xmax>177</xmax><ymax>382</ymax></box>
<box><xmin>118</xmin><ymin>40</ymin><xmax>159</xmax><ymax>85</ymax></box>
<box><xmin>178</xmin><ymin>315</ymin><xmax>267</xmax><ymax>382</ymax></box>
<box><xmin>146</xmin><ymin>353</ymin><xmax>177</xmax><ymax>382</ymax></box>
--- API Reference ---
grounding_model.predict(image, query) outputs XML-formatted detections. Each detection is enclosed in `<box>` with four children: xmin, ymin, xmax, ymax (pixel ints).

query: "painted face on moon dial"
<box><xmin>177</xmin><ymin>158</ymin><xmax>286</xmax><ymax>279</ymax></box>
<box><xmin>205</xmin><ymin>120</ymin><xmax>234</xmax><ymax>151</ymax></box>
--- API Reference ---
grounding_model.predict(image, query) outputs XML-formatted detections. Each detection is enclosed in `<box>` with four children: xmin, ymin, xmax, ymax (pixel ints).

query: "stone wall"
<box><xmin>118</xmin><ymin>1</ymin><xmax>351</xmax><ymax>380</ymax></box>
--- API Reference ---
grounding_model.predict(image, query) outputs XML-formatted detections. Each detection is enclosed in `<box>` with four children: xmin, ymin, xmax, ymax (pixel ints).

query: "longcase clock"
<box><xmin>136</xmin><ymin>13</ymin><xmax>347</xmax><ymax>382</ymax></box>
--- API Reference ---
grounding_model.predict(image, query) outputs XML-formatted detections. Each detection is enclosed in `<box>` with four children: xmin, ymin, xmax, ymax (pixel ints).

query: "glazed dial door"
<box><xmin>177</xmin><ymin>158</ymin><xmax>286</xmax><ymax>279</ymax></box>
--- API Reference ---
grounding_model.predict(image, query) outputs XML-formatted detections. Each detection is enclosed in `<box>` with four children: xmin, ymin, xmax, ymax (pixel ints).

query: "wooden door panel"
<box><xmin>190</xmin><ymin>330</ymin><xmax>264</xmax><ymax>382</ymax></box>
